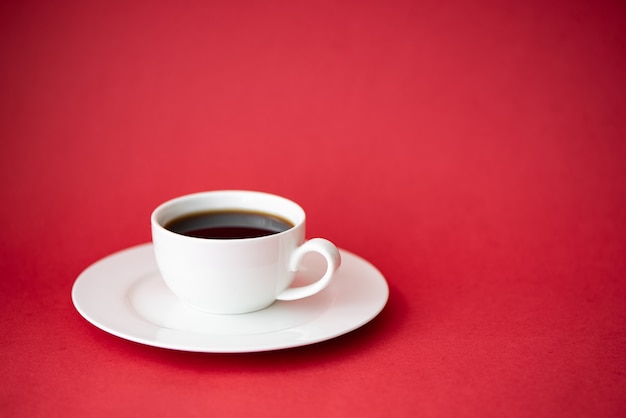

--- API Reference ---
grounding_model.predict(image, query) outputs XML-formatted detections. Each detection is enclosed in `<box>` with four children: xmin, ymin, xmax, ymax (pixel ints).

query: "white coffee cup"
<box><xmin>151</xmin><ymin>190</ymin><xmax>341</xmax><ymax>314</ymax></box>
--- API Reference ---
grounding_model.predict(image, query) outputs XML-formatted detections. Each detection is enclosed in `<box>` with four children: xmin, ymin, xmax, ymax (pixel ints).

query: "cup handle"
<box><xmin>276</xmin><ymin>238</ymin><xmax>341</xmax><ymax>301</ymax></box>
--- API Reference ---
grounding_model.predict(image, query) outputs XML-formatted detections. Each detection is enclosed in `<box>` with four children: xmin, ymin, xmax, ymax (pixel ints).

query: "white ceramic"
<box><xmin>71</xmin><ymin>243</ymin><xmax>389</xmax><ymax>353</ymax></box>
<box><xmin>152</xmin><ymin>191</ymin><xmax>341</xmax><ymax>314</ymax></box>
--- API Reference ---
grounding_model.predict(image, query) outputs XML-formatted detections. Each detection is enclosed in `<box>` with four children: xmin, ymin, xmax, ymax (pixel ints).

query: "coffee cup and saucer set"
<box><xmin>72</xmin><ymin>191</ymin><xmax>389</xmax><ymax>353</ymax></box>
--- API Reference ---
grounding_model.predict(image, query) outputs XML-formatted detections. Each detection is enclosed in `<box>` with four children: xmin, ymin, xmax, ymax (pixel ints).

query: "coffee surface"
<box><xmin>164</xmin><ymin>210</ymin><xmax>294</xmax><ymax>239</ymax></box>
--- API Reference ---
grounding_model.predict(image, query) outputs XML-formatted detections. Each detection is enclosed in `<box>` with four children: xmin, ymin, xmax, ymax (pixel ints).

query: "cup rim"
<box><xmin>151</xmin><ymin>190</ymin><xmax>306</xmax><ymax>242</ymax></box>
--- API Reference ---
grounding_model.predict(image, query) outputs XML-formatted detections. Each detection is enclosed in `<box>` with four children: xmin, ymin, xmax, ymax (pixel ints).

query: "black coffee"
<box><xmin>164</xmin><ymin>210</ymin><xmax>294</xmax><ymax>239</ymax></box>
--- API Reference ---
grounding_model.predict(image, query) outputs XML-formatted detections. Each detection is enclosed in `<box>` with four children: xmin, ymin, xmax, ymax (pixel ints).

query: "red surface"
<box><xmin>2</xmin><ymin>0</ymin><xmax>625</xmax><ymax>416</ymax></box>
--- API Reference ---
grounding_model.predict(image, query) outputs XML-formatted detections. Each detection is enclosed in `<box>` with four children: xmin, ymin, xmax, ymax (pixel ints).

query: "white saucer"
<box><xmin>71</xmin><ymin>243</ymin><xmax>389</xmax><ymax>353</ymax></box>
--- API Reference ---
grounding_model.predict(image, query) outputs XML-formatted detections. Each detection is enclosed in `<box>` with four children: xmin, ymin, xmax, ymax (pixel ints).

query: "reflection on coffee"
<box><xmin>164</xmin><ymin>210</ymin><xmax>294</xmax><ymax>239</ymax></box>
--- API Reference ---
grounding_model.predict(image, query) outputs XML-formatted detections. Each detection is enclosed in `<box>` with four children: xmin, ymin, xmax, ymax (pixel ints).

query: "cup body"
<box><xmin>151</xmin><ymin>190</ymin><xmax>309</xmax><ymax>314</ymax></box>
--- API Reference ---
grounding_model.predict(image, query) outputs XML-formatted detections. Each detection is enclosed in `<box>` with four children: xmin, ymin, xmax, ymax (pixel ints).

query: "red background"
<box><xmin>2</xmin><ymin>0</ymin><xmax>625</xmax><ymax>416</ymax></box>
